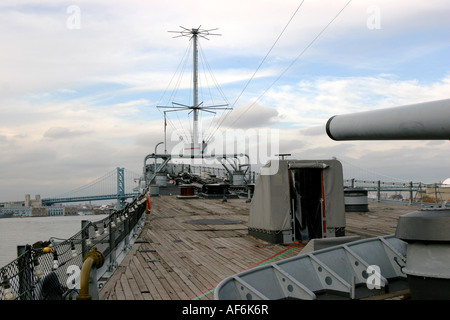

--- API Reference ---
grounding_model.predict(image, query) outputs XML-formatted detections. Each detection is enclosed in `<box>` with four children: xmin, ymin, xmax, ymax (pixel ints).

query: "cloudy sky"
<box><xmin>1</xmin><ymin>0</ymin><xmax>449</xmax><ymax>201</ymax></box>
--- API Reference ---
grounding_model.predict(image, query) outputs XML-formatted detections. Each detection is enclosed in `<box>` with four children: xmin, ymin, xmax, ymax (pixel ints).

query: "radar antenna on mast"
<box><xmin>157</xmin><ymin>26</ymin><xmax>232</xmax><ymax>157</ymax></box>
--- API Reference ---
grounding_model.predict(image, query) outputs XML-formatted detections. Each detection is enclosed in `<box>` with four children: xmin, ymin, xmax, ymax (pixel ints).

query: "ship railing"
<box><xmin>0</xmin><ymin>191</ymin><xmax>149</xmax><ymax>300</ymax></box>
<box><xmin>344</xmin><ymin>178</ymin><xmax>448</xmax><ymax>206</ymax></box>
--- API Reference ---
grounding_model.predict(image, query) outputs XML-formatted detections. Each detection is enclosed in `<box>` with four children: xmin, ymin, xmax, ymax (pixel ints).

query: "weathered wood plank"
<box><xmin>133</xmin><ymin>253</ymin><xmax>162</xmax><ymax>299</ymax></box>
<box><xmin>113</xmin><ymin>280</ymin><xmax>125</xmax><ymax>300</ymax></box>
<box><xmin>100</xmin><ymin>197</ymin><xmax>408</xmax><ymax>300</ymax></box>
<box><xmin>119</xmin><ymin>273</ymin><xmax>135</xmax><ymax>300</ymax></box>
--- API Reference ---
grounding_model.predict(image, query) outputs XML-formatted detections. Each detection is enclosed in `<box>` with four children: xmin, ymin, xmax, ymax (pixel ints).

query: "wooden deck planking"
<box><xmin>150</xmin><ymin>241</ymin><xmax>212</xmax><ymax>299</ymax></box>
<box><xmin>100</xmin><ymin>196</ymin><xmax>301</xmax><ymax>300</ymax></box>
<box><xmin>100</xmin><ymin>196</ymin><xmax>416</xmax><ymax>300</ymax></box>
<box><xmin>132</xmin><ymin>253</ymin><xmax>161</xmax><ymax>299</ymax></box>
<box><xmin>345</xmin><ymin>201</ymin><xmax>415</xmax><ymax>239</ymax></box>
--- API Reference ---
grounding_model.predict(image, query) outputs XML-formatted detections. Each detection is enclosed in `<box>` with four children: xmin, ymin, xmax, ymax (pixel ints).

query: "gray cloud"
<box><xmin>300</xmin><ymin>125</ymin><xmax>326</xmax><ymax>137</ymax></box>
<box><xmin>220</xmin><ymin>103</ymin><xmax>280</xmax><ymax>129</ymax></box>
<box><xmin>43</xmin><ymin>126</ymin><xmax>92</xmax><ymax>140</ymax></box>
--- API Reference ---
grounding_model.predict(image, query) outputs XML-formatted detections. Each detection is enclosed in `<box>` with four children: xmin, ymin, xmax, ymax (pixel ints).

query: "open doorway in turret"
<box><xmin>289</xmin><ymin>168</ymin><xmax>324</xmax><ymax>241</ymax></box>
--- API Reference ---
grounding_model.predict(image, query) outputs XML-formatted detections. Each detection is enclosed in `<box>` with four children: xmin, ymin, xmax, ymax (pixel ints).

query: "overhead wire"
<box><xmin>232</xmin><ymin>0</ymin><xmax>306</xmax><ymax>109</ymax></box>
<box><xmin>205</xmin><ymin>0</ymin><xmax>306</xmax><ymax>143</ymax></box>
<box><xmin>175</xmin><ymin>41</ymin><xmax>194</xmax><ymax>143</ymax></box>
<box><xmin>198</xmin><ymin>46</ymin><xmax>210</xmax><ymax>141</ymax></box>
<box><xmin>156</xmin><ymin>44</ymin><xmax>189</xmax><ymax>127</ymax></box>
<box><xmin>156</xmin><ymin>40</ymin><xmax>193</xmax><ymax>142</ymax></box>
<box><xmin>158</xmin><ymin>1</ymin><xmax>299</xmax><ymax>145</ymax></box>
<box><xmin>202</xmin><ymin>63</ymin><xmax>233</xmax><ymax>143</ymax></box>
<box><xmin>197</xmin><ymin>40</ymin><xmax>232</xmax><ymax>142</ymax></box>
<box><xmin>207</xmin><ymin>0</ymin><xmax>352</xmax><ymax>137</ymax></box>
<box><xmin>156</xmin><ymin>0</ymin><xmax>353</xmax><ymax>145</ymax></box>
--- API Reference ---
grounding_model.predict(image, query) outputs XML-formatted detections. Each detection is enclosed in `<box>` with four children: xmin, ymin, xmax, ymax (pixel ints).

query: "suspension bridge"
<box><xmin>41</xmin><ymin>167</ymin><xmax>141</xmax><ymax>208</ymax></box>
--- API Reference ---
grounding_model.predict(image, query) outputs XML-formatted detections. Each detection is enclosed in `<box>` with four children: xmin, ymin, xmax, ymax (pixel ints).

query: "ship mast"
<box><xmin>158</xmin><ymin>26</ymin><xmax>231</xmax><ymax>156</ymax></box>
<box><xmin>192</xmin><ymin>27</ymin><xmax>200</xmax><ymax>147</ymax></box>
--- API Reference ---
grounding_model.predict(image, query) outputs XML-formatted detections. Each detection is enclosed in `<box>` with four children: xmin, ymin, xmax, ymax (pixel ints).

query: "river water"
<box><xmin>0</xmin><ymin>214</ymin><xmax>108</xmax><ymax>268</ymax></box>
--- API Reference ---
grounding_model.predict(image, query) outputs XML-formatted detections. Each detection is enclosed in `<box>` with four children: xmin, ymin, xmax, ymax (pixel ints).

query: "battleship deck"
<box><xmin>99</xmin><ymin>196</ymin><xmax>415</xmax><ymax>300</ymax></box>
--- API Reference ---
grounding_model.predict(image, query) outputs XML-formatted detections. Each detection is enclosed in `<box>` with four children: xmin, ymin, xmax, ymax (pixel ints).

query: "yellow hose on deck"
<box><xmin>76</xmin><ymin>247</ymin><xmax>105</xmax><ymax>300</ymax></box>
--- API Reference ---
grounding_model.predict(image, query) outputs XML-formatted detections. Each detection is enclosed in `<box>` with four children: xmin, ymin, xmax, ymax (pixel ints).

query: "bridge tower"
<box><xmin>117</xmin><ymin>167</ymin><xmax>125</xmax><ymax>210</ymax></box>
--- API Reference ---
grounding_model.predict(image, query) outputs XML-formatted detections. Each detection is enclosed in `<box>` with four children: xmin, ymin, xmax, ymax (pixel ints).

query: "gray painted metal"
<box><xmin>403</xmin><ymin>242</ymin><xmax>450</xmax><ymax>279</ymax></box>
<box><xmin>344</xmin><ymin>188</ymin><xmax>368</xmax><ymax>212</ymax></box>
<box><xmin>214</xmin><ymin>235</ymin><xmax>408</xmax><ymax>300</ymax></box>
<box><xmin>326</xmin><ymin>99</ymin><xmax>450</xmax><ymax>141</ymax></box>
<box><xmin>395</xmin><ymin>208</ymin><xmax>450</xmax><ymax>299</ymax></box>
<box><xmin>396</xmin><ymin>209</ymin><xmax>450</xmax><ymax>242</ymax></box>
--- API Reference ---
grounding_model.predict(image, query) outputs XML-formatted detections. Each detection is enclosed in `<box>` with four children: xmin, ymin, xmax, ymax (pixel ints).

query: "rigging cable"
<box><xmin>232</xmin><ymin>0</ymin><xmax>306</xmax><ymax>109</ymax></box>
<box><xmin>156</xmin><ymin>40</ymin><xmax>193</xmax><ymax>142</ymax></box>
<box><xmin>197</xmin><ymin>40</ymin><xmax>232</xmax><ymax>142</ymax></box>
<box><xmin>206</xmin><ymin>0</ymin><xmax>352</xmax><ymax>140</ymax></box>
<box><xmin>205</xmin><ymin>0</ymin><xmax>306</xmax><ymax>143</ymax></box>
<box><xmin>176</xmin><ymin>41</ymin><xmax>194</xmax><ymax>142</ymax></box>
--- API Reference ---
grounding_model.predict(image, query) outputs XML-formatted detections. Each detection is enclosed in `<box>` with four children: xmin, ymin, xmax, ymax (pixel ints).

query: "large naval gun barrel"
<box><xmin>326</xmin><ymin>99</ymin><xmax>450</xmax><ymax>141</ymax></box>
